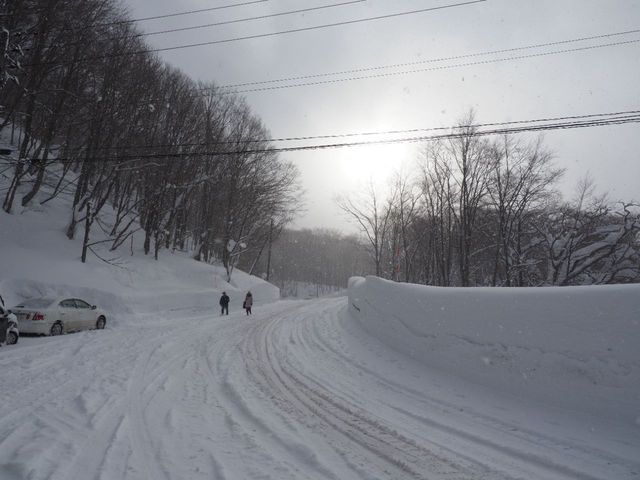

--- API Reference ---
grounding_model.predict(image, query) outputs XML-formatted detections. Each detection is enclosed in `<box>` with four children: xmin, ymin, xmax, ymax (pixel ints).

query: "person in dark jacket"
<box><xmin>243</xmin><ymin>291</ymin><xmax>253</xmax><ymax>315</ymax></box>
<box><xmin>219</xmin><ymin>292</ymin><xmax>230</xmax><ymax>315</ymax></box>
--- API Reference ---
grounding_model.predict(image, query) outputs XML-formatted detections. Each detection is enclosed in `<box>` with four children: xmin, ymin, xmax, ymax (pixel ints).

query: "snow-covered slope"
<box><xmin>348</xmin><ymin>275</ymin><xmax>640</xmax><ymax>425</ymax></box>
<box><xmin>0</xmin><ymin>184</ymin><xmax>279</xmax><ymax>321</ymax></box>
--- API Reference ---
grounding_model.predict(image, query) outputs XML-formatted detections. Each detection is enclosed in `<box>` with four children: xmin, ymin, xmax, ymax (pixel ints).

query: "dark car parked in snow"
<box><xmin>0</xmin><ymin>295</ymin><xmax>19</xmax><ymax>346</ymax></box>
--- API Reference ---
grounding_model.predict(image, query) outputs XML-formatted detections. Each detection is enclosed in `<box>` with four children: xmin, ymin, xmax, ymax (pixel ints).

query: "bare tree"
<box><xmin>486</xmin><ymin>135</ymin><xmax>563</xmax><ymax>285</ymax></box>
<box><xmin>337</xmin><ymin>181</ymin><xmax>396</xmax><ymax>277</ymax></box>
<box><xmin>388</xmin><ymin>171</ymin><xmax>422</xmax><ymax>282</ymax></box>
<box><xmin>418</xmin><ymin>144</ymin><xmax>456</xmax><ymax>285</ymax></box>
<box><xmin>417</xmin><ymin>111</ymin><xmax>492</xmax><ymax>286</ymax></box>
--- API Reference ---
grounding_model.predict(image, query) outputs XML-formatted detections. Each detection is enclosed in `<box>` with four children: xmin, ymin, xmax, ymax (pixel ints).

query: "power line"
<box><xmin>216</xmin><ymin>28</ymin><xmax>640</xmax><ymax>91</ymax></box>
<box><xmin>136</xmin><ymin>1</ymin><xmax>366</xmax><ymax>38</ymax></box>
<box><xmin>23</xmin><ymin>0</ymin><xmax>487</xmax><ymax>67</ymax></box>
<box><xmin>61</xmin><ymin>115</ymin><xmax>640</xmax><ymax>162</ymax></box>
<box><xmin>71</xmin><ymin>35</ymin><xmax>639</xmax><ymax>107</ymax></box>
<box><xmin>21</xmin><ymin>0</ymin><xmax>270</xmax><ymax>36</ymax></box>
<box><xmin>98</xmin><ymin>0</ymin><xmax>269</xmax><ymax>26</ymax></box>
<box><xmin>45</xmin><ymin>0</ymin><xmax>365</xmax><ymax>54</ymax></box>
<box><xmin>221</xmin><ymin>38</ymin><xmax>640</xmax><ymax>94</ymax></box>
<box><xmin>39</xmin><ymin>111</ymin><xmax>640</xmax><ymax>163</ymax></box>
<box><xmin>129</xmin><ymin>0</ymin><xmax>487</xmax><ymax>54</ymax></box>
<box><xmin>48</xmin><ymin>109</ymin><xmax>640</xmax><ymax>153</ymax></box>
<box><xmin>274</xmin><ymin>114</ymin><xmax>640</xmax><ymax>153</ymax></box>
<box><xmin>115</xmin><ymin>31</ymin><xmax>640</xmax><ymax>103</ymax></box>
<box><xmin>124</xmin><ymin>32</ymin><xmax>640</xmax><ymax>102</ymax></box>
<box><xmin>48</xmin><ymin>1</ymin><xmax>364</xmax><ymax>48</ymax></box>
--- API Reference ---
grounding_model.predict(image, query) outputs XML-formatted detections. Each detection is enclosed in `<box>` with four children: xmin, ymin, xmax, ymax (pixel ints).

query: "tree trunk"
<box><xmin>81</xmin><ymin>203</ymin><xmax>91</xmax><ymax>263</ymax></box>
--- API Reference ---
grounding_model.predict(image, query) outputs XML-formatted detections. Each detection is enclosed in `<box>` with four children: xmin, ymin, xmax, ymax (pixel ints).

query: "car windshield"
<box><xmin>15</xmin><ymin>298</ymin><xmax>54</xmax><ymax>309</ymax></box>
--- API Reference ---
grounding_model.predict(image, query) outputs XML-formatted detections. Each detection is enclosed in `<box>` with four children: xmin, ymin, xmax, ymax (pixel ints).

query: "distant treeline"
<box><xmin>237</xmin><ymin>228</ymin><xmax>373</xmax><ymax>290</ymax></box>
<box><xmin>1</xmin><ymin>0</ymin><xmax>301</xmax><ymax>279</ymax></box>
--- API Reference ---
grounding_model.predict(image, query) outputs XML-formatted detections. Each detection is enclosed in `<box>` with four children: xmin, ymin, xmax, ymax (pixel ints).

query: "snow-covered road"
<box><xmin>0</xmin><ymin>298</ymin><xmax>637</xmax><ymax>480</ymax></box>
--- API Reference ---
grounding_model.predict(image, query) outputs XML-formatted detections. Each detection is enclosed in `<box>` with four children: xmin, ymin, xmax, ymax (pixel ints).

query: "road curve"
<box><xmin>0</xmin><ymin>297</ymin><xmax>637</xmax><ymax>480</ymax></box>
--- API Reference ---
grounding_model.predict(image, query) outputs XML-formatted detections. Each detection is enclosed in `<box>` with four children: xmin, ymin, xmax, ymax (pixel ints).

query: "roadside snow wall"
<box><xmin>348</xmin><ymin>276</ymin><xmax>640</xmax><ymax>423</ymax></box>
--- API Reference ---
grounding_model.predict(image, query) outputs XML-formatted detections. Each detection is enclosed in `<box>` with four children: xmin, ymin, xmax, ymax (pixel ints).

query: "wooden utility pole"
<box><xmin>266</xmin><ymin>218</ymin><xmax>274</xmax><ymax>281</ymax></box>
<box><xmin>81</xmin><ymin>202</ymin><xmax>91</xmax><ymax>263</ymax></box>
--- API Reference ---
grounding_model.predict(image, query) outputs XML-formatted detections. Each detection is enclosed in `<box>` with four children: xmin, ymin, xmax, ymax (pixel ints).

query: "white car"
<box><xmin>13</xmin><ymin>297</ymin><xmax>107</xmax><ymax>336</ymax></box>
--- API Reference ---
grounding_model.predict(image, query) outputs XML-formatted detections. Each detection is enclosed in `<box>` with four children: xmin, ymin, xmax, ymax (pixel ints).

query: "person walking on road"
<box><xmin>243</xmin><ymin>291</ymin><xmax>253</xmax><ymax>315</ymax></box>
<box><xmin>220</xmin><ymin>291</ymin><xmax>230</xmax><ymax>315</ymax></box>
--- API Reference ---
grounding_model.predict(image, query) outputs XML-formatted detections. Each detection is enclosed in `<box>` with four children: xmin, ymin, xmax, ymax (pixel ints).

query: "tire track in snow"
<box><xmin>0</xmin><ymin>336</ymin><xmax>135</xmax><ymax>431</ymax></box>
<box><xmin>8</xmin><ymin>314</ymin><xmax>215</xmax><ymax>480</ymax></box>
<box><xmin>125</xmin><ymin>344</ymin><xmax>170</xmax><ymax>480</ymax></box>
<box><xmin>55</xmin><ymin>339</ymin><xmax>176</xmax><ymax>480</ymax></box>
<box><xmin>238</xmin><ymin>301</ymin><xmax>509</xmax><ymax>480</ymax></box>
<box><xmin>205</xmin><ymin>303</ymin><xmax>347</xmax><ymax>480</ymax></box>
<box><xmin>0</xmin><ymin>335</ymin><xmax>144</xmax><ymax>469</ymax></box>
<box><xmin>287</xmin><ymin>298</ymin><xmax>639</xmax><ymax>480</ymax></box>
<box><xmin>64</xmin><ymin>402</ymin><xmax>128</xmax><ymax>480</ymax></box>
<box><xmin>86</xmin><ymin>318</ymin><xmax>214</xmax><ymax>480</ymax></box>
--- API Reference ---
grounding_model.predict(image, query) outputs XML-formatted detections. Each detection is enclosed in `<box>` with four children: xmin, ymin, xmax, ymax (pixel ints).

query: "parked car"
<box><xmin>12</xmin><ymin>297</ymin><xmax>107</xmax><ymax>336</ymax></box>
<box><xmin>0</xmin><ymin>295</ymin><xmax>19</xmax><ymax>345</ymax></box>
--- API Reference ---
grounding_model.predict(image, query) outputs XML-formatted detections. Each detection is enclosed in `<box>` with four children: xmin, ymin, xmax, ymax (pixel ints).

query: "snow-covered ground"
<box><xmin>1</xmin><ymin>285</ymin><xmax>639</xmax><ymax>479</ymax></box>
<box><xmin>1</xmin><ymin>162</ymin><xmax>639</xmax><ymax>478</ymax></box>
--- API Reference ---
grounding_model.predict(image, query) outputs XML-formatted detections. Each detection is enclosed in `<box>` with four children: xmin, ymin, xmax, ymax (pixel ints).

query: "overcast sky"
<box><xmin>123</xmin><ymin>0</ymin><xmax>640</xmax><ymax>232</ymax></box>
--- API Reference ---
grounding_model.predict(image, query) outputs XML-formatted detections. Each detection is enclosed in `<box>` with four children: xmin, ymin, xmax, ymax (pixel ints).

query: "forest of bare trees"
<box><xmin>1</xmin><ymin>0</ymin><xmax>301</xmax><ymax>279</ymax></box>
<box><xmin>237</xmin><ymin>228</ymin><xmax>373</xmax><ymax>296</ymax></box>
<box><xmin>339</xmin><ymin>113</ymin><xmax>640</xmax><ymax>287</ymax></box>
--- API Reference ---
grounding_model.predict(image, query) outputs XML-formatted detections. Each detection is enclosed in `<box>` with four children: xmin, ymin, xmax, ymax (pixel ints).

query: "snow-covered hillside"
<box><xmin>0</xmin><ymin>194</ymin><xmax>279</xmax><ymax>320</ymax></box>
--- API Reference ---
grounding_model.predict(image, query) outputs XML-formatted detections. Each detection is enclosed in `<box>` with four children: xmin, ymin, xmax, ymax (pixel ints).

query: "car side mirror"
<box><xmin>91</xmin><ymin>305</ymin><xmax>97</xmax><ymax>310</ymax></box>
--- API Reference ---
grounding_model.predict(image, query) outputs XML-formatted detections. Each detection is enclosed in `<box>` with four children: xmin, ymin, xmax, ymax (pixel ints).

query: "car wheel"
<box><xmin>5</xmin><ymin>331</ymin><xmax>18</xmax><ymax>345</ymax></box>
<box><xmin>96</xmin><ymin>316</ymin><xmax>106</xmax><ymax>330</ymax></box>
<box><xmin>50</xmin><ymin>322</ymin><xmax>63</xmax><ymax>336</ymax></box>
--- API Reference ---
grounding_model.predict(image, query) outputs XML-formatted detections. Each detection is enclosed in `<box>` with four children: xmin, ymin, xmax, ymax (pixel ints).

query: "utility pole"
<box><xmin>81</xmin><ymin>202</ymin><xmax>91</xmax><ymax>263</ymax></box>
<box><xmin>266</xmin><ymin>218</ymin><xmax>274</xmax><ymax>281</ymax></box>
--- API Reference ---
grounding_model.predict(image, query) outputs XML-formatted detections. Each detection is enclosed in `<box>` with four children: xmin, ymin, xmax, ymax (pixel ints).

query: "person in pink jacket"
<box><xmin>243</xmin><ymin>291</ymin><xmax>253</xmax><ymax>315</ymax></box>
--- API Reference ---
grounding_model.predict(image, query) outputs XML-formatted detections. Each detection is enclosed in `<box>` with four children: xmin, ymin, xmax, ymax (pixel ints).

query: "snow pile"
<box><xmin>348</xmin><ymin>276</ymin><xmax>640</xmax><ymax>423</ymax></box>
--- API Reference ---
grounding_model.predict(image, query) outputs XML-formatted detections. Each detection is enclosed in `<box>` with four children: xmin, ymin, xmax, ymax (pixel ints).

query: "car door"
<box><xmin>58</xmin><ymin>299</ymin><xmax>79</xmax><ymax>331</ymax></box>
<box><xmin>73</xmin><ymin>299</ymin><xmax>94</xmax><ymax>330</ymax></box>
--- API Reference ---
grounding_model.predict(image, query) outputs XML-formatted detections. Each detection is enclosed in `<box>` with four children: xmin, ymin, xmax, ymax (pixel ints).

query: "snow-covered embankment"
<box><xmin>348</xmin><ymin>276</ymin><xmax>640</xmax><ymax>425</ymax></box>
<box><xmin>0</xmin><ymin>200</ymin><xmax>280</xmax><ymax>322</ymax></box>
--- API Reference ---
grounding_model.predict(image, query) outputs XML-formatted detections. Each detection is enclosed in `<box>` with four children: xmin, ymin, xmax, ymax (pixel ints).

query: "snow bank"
<box><xmin>348</xmin><ymin>276</ymin><xmax>640</xmax><ymax>423</ymax></box>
